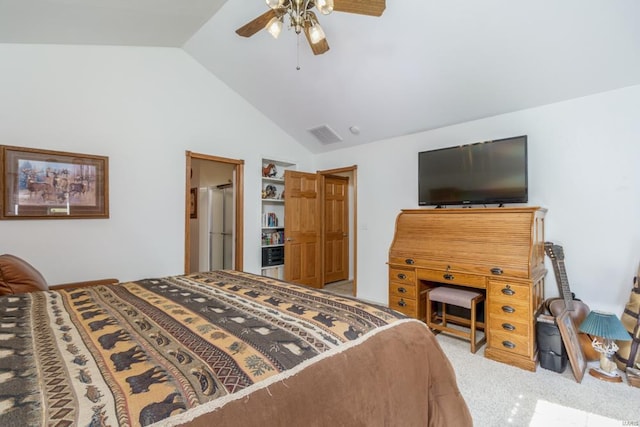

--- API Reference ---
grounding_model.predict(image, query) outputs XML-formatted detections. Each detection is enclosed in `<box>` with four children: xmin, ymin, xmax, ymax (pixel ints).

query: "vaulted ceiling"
<box><xmin>2</xmin><ymin>0</ymin><xmax>639</xmax><ymax>153</ymax></box>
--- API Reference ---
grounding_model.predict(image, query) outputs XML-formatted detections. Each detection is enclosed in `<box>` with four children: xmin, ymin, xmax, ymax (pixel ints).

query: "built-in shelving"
<box><xmin>260</xmin><ymin>158</ymin><xmax>296</xmax><ymax>280</ymax></box>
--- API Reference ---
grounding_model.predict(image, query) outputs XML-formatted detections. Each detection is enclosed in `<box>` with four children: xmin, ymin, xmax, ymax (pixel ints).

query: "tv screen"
<box><xmin>418</xmin><ymin>135</ymin><xmax>528</xmax><ymax>206</ymax></box>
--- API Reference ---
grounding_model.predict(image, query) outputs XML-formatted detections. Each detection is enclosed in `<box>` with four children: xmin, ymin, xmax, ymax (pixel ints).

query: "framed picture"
<box><xmin>190</xmin><ymin>188</ymin><xmax>198</xmax><ymax>219</ymax></box>
<box><xmin>0</xmin><ymin>145</ymin><xmax>109</xmax><ymax>219</ymax></box>
<box><xmin>556</xmin><ymin>309</ymin><xmax>587</xmax><ymax>383</ymax></box>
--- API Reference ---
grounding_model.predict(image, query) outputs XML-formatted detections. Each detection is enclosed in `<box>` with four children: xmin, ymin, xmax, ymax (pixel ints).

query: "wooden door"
<box><xmin>284</xmin><ymin>171</ymin><xmax>321</xmax><ymax>288</ymax></box>
<box><xmin>324</xmin><ymin>175</ymin><xmax>349</xmax><ymax>284</ymax></box>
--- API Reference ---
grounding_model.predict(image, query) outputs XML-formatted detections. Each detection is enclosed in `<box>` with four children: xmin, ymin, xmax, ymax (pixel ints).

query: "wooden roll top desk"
<box><xmin>388</xmin><ymin>207</ymin><xmax>547</xmax><ymax>371</ymax></box>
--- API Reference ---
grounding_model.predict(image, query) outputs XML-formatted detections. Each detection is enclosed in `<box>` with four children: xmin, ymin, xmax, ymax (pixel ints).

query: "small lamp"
<box><xmin>579</xmin><ymin>310</ymin><xmax>631</xmax><ymax>381</ymax></box>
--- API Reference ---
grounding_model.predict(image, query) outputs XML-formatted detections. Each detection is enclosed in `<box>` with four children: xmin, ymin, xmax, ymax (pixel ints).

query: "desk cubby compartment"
<box><xmin>536</xmin><ymin>320</ymin><xmax>568</xmax><ymax>373</ymax></box>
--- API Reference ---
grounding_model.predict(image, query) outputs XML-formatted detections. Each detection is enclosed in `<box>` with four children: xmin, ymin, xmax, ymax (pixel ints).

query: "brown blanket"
<box><xmin>0</xmin><ymin>270</ymin><xmax>470</xmax><ymax>426</ymax></box>
<box><xmin>175</xmin><ymin>320</ymin><xmax>471</xmax><ymax>427</ymax></box>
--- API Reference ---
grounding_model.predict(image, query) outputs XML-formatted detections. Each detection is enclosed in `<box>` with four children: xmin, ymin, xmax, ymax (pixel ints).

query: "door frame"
<box><xmin>185</xmin><ymin>151</ymin><xmax>245</xmax><ymax>273</ymax></box>
<box><xmin>318</xmin><ymin>165</ymin><xmax>357</xmax><ymax>296</ymax></box>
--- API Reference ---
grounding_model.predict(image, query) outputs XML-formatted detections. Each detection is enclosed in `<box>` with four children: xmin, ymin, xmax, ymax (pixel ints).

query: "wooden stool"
<box><xmin>426</xmin><ymin>286</ymin><xmax>486</xmax><ymax>353</ymax></box>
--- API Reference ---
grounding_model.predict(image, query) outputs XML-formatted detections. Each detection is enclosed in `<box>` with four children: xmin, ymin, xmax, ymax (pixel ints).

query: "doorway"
<box><xmin>319</xmin><ymin>166</ymin><xmax>357</xmax><ymax>296</ymax></box>
<box><xmin>185</xmin><ymin>152</ymin><xmax>244</xmax><ymax>274</ymax></box>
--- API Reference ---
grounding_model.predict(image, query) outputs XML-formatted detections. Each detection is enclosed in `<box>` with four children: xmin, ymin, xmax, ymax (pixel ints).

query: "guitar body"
<box><xmin>546</xmin><ymin>298</ymin><xmax>599</xmax><ymax>361</ymax></box>
<box><xmin>544</xmin><ymin>242</ymin><xmax>599</xmax><ymax>362</ymax></box>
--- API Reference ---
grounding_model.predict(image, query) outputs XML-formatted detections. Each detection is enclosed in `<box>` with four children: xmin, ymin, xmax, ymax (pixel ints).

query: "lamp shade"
<box><xmin>308</xmin><ymin>22</ymin><xmax>326</xmax><ymax>44</ymax></box>
<box><xmin>266</xmin><ymin>17</ymin><xmax>283</xmax><ymax>39</ymax></box>
<box><xmin>316</xmin><ymin>0</ymin><xmax>334</xmax><ymax>15</ymax></box>
<box><xmin>266</xmin><ymin>0</ymin><xmax>285</xmax><ymax>9</ymax></box>
<box><xmin>578</xmin><ymin>310</ymin><xmax>631</xmax><ymax>341</ymax></box>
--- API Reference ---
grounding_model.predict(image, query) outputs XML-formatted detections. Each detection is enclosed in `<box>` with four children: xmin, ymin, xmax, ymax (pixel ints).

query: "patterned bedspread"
<box><xmin>0</xmin><ymin>270</ymin><xmax>404</xmax><ymax>427</ymax></box>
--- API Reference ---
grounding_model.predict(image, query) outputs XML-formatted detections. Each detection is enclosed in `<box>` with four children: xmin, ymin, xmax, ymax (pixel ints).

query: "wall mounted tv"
<box><xmin>418</xmin><ymin>135</ymin><xmax>528</xmax><ymax>206</ymax></box>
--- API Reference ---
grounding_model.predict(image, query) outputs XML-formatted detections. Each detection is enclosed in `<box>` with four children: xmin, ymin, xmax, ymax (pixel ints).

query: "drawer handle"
<box><xmin>405</xmin><ymin>259</ymin><xmax>415</xmax><ymax>265</ymax></box>
<box><xmin>397</xmin><ymin>287</ymin><xmax>407</xmax><ymax>293</ymax></box>
<box><xmin>501</xmin><ymin>305</ymin><xmax>515</xmax><ymax>314</ymax></box>
<box><xmin>443</xmin><ymin>273</ymin><xmax>454</xmax><ymax>281</ymax></box>
<box><xmin>398</xmin><ymin>299</ymin><xmax>407</xmax><ymax>307</ymax></box>
<box><xmin>491</xmin><ymin>267</ymin><xmax>503</xmax><ymax>275</ymax></box>
<box><xmin>501</xmin><ymin>287</ymin><xmax>515</xmax><ymax>296</ymax></box>
<box><xmin>502</xmin><ymin>340</ymin><xmax>516</xmax><ymax>349</ymax></box>
<box><xmin>397</xmin><ymin>273</ymin><xmax>407</xmax><ymax>280</ymax></box>
<box><xmin>502</xmin><ymin>323</ymin><xmax>516</xmax><ymax>331</ymax></box>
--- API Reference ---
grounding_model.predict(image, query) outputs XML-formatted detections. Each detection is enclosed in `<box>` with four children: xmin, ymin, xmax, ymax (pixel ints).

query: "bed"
<box><xmin>0</xmin><ymin>268</ymin><xmax>471</xmax><ymax>426</ymax></box>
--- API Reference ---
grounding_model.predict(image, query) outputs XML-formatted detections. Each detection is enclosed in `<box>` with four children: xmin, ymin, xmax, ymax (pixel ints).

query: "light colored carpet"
<box><xmin>435</xmin><ymin>333</ymin><xmax>640</xmax><ymax>426</ymax></box>
<box><xmin>323</xmin><ymin>280</ymin><xmax>354</xmax><ymax>296</ymax></box>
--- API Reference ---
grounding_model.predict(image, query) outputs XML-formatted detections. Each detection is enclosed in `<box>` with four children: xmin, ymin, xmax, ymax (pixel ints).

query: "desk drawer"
<box><xmin>418</xmin><ymin>269</ymin><xmax>486</xmax><ymax>289</ymax></box>
<box><xmin>488</xmin><ymin>281</ymin><xmax>530</xmax><ymax>301</ymax></box>
<box><xmin>489</xmin><ymin>300</ymin><xmax>530</xmax><ymax>321</ymax></box>
<box><xmin>488</xmin><ymin>280</ymin><xmax>531</xmax><ymax>325</ymax></box>
<box><xmin>489</xmin><ymin>329</ymin><xmax>530</xmax><ymax>357</ymax></box>
<box><xmin>389</xmin><ymin>295</ymin><xmax>418</xmax><ymax>318</ymax></box>
<box><xmin>490</xmin><ymin>313</ymin><xmax>530</xmax><ymax>338</ymax></box>
<box><xmin>389</xmin><ymin>282</ymin><xmax>417</xmax><ymax>299</ymax></box>
<box><xmin>388</xmin><ymin>267</ymin><xmax>416</xmax><ymax>284</ymax></box>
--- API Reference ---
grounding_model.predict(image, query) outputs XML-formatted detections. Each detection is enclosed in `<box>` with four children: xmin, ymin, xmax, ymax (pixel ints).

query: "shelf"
<box><xmin>262</xmin><ymin>226</ymin><xmax>284</xmax><ymax>230</ymax></box>
<box><xmin>262</xmin><ymin>198</ymin><xmax>284</xmax><ymax>203</ymax></box>
<box><xmin>262</xmin><ymin>177</ymin><xmax>285</xmax><ymax>183</ymax></box>
<box><xmin>262</xmin><ymin>263</ymin><xmax>284</xmax><ymax>268</ymax></box>
<box><xmin>261</xmin><ymin>265</ymin><xmax>284</xmax><ymax>279</ymax></box>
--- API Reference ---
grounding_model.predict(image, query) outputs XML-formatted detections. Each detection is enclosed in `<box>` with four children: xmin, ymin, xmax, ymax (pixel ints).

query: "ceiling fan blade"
<box><xmin>304</xmin><ymin>27</ymin><xmax>330</xmax><ymax>55</ymax></box>
<box><xmin>236</xmin><ymin>9</ymin><xmax>278</xmax><ymax>37</ymax></box>
<box><xmin>332</xmin><ymin>0</ymin><xmax>385</xmax><ymax>16</ymax></box>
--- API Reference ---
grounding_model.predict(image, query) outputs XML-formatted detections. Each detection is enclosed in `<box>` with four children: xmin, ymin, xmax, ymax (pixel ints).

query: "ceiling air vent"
<box><xmin>308</xmin><ymin>125</ymin><xmax>343</xmax><ymax>144</ymax></box>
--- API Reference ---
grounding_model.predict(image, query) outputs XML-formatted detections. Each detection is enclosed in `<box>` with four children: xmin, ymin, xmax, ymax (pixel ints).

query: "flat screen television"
<box><xmin>418</xmin><ymin>135</ymin><xmax>528</xmax><ymax>206</ymax></box>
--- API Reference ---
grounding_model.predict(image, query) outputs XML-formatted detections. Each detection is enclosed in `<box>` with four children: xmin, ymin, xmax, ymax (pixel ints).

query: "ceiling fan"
<box><xmin>236</xmin><ymin>0</ymin><xmax>386</xmax><ymax>55</ymax></box>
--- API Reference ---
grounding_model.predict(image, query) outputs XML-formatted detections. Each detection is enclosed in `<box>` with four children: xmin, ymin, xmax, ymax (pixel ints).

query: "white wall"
<box><xmin>0</xmin><ymin>44</ymin><xmax>314</xmax><ymax>284</ymax></box>
<box><xmin>317</xmin><ymin>85</ymin><xmax>640</xmax><ymax>314</ymax></box>
<box><xmin>2</xmin><ymin>44</ymin><xmax>639</xmax><ymax>316</ymax></box>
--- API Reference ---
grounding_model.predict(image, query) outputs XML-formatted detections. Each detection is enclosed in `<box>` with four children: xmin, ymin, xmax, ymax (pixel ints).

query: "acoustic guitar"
<box><xmin>544</xmin><ymin>242</ymin><xmax>599</xmax><ymax>361</ymax></box>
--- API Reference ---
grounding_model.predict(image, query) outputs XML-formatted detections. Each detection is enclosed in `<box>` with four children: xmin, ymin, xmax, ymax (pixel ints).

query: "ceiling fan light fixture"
<box><xmin>238</xmin><ymin>0</ymin><xmax>386</xmax><ymax>56</ymax></box>
<box><xmin>316</xmin><ymin>0</ymin><xmax>334</xmax><ymax>15</ymax></box>
<box><xmin>308</xmin><ymin>22</ymin><xmax>326</xmax><ymax>44</ymax></box>
<box><xmin>265</xmin><ymin>0</ymin><xmax>285</xmax><ymax>10</ymax></box>
<box><xmin>266</xmin><ymin>17</ymin><xmax>283</xmax><ymax>39</ymax></box>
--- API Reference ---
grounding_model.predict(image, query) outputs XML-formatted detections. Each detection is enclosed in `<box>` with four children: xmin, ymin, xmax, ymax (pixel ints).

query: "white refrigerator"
<box><xmin>198</xmin><ymin>185</ymin><xmax>233</xmax><ymax>271</ymax></box>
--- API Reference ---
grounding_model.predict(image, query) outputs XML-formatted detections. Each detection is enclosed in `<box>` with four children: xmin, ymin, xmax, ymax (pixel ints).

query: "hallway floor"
<box><xmin>323</xmin><ymin>280</ymin><xmax>354</xmax><ymax>297</ymax></box>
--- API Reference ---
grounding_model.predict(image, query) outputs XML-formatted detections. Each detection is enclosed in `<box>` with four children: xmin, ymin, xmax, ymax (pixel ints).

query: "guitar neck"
<box><xmin>552</xmin><ymin>259</ymin><xmax>575</xmax><ymax>311</ymax></box>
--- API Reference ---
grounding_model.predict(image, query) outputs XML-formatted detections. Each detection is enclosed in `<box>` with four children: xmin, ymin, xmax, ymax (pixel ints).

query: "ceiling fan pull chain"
<box><xmin>296</xmin><ymin>33</ymin><xmax>301</xmax><ymax>70</ymax></box>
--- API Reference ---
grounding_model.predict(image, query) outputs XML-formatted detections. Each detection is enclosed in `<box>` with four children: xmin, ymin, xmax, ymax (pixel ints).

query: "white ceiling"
<box><xmin>2</xmin><ymin>0</ymin><xmax>640</xmax><ymax>153</ymax></box>
<box><xmin>0</xmin><ymin>0</ymin><xmax>227</xmax><ymax>46</ymax></box>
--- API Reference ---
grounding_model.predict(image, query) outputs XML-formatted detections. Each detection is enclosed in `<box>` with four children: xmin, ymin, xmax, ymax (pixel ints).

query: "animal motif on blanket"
<box><xmin>0</xmin><ymin>270</ymin><xmax>405</xmax><ymax>426</ymax></box>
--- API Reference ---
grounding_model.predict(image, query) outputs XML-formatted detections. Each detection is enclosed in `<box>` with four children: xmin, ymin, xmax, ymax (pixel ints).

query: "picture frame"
<box><xmin>556</xmin><ymin>309</ymin><xmax>587</xmax><ymax>383</ymax></box>
<box><xmin>190</xmin><ymin>188</ymin><xmax>198</xmax><ymax>219</ymax></box>
<box><xmin>0</xmin><ymin>145</ymin><xmax>109</xmax><ymax>219</ymax></box>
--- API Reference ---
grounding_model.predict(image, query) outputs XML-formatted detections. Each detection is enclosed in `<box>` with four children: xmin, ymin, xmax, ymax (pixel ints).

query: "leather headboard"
<box><xmin>0</xmin><ymin>254</ymin><xmax>48</xmax><ymax>296</ymax></box>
